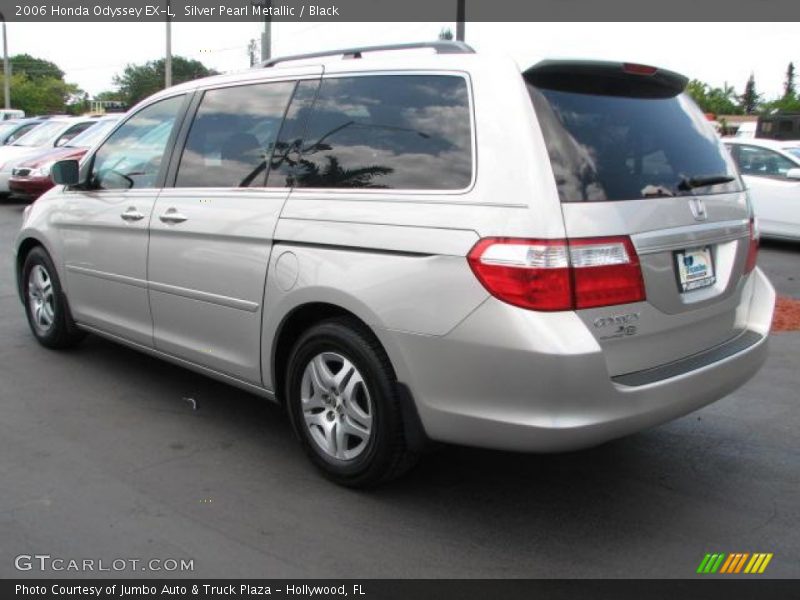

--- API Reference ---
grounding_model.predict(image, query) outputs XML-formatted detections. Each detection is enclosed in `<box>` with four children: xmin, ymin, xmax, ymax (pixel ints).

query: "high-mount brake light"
<box><xmin>622</xmin><ymin>63</ymin><xmax>658</xmax><ymax>76</ymax></box>
<box><xmin>468</xmin><ymin>237</ymin><xmax>646</xmax><ymax>312</ymax></box>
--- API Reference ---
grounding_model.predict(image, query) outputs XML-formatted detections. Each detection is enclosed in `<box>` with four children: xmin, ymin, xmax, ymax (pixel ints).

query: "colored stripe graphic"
<box><xmin>709</xmin><ymin>554</ymin><xmax>725</xmax><ymax>573</ymax></box>
<box><xmin>745</xmin><ymin>554</ymin><xmax>761</xmax><ymax>573</ymax></box>
<box><xmin>697</xmin><ymin>552</ymin><xmax>772</xmax><ymax>574</ymax></box>
<box><xmin>697</xmin><ymin>554</ymin><xmax>712</xmax><ymax>573</ymax></box>
<box><xmin>719</xmin><ymin>554</ymin><xmax>736</xmax><ymax>574</ymax></box>
<box><xmin>758</xmin><ymin>554</ymin><xmax>773</xmax><ymax>573</ymax></box>
<box><xmin>734</xmin><ymin>553</ymin><xmax>749</xmax><ymax>573</ymax></box>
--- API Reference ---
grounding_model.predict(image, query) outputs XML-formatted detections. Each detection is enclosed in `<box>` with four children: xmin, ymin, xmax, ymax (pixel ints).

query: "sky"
<box><xmin>5</xmin><ymin>22</ymin><xmax>798</xmax><ymax>99</ymax></box>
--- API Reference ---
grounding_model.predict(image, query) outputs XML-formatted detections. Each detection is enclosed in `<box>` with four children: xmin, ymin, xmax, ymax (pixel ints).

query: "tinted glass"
<box><xmin>65</xmin><ymin>118</ymin><xmax>120</xmax><ymax>148</ymax></box>
<box><xmin>735</xmin><ymin>145</ymin><xmax>797</xmax><ymax>177</ymax></box>
<box><xmin>0</xmin><ymin>121</ymin><xmax>17</xmax><ymax>140</ymax></box>
<box><xmin>90</xmin><ymin>95</ymin><xmax>183</xmax><ymax>190</ymax></box>
<box><xmin>266</xmin><ymin>80</ymin><xmax>320</xmax><ymax>188</ymax></box>
<box><xmin>2</xmin><ymin>121</ymin><xmax>33</xmax><ymax>143</ymax></box>
<box><xmin>13</xmin><ymin>120</ymin><xmax>66</xmax><ymax>146</ymax></box>
<box><xmin>291</xmin><ymin>75</ymin><xmax>472</xmax><ymax>190</ymax></box>
<box><xmin>54</xmin><ymin>121</ymin><xmax>95</xmax><ymax>147</ymax></box>
<box><xmin>176</xmin><ymin>82</ymin><xmax>294</xmax><ymax>188</ymax></box>
<box><xmin>528</xmin><ymin>83</ymin><xmax>741</xmax><ymax>202</ymax></box>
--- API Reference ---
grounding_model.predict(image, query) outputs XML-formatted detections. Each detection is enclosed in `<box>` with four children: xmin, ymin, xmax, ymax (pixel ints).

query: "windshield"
<box><xmin>12</xmin><ymin>120</ymin><xmax>67</xmax><ymax>147</ymax></box>
<box><xmin>66</xmin><ymin>119</ymin><xmax>120</xmax><ymax>148</ymax></box>
<box><xmin>527</xmin><ymin>82</ymin><xmax>742</xmax><ymax>202</ymax></box>
<box><xmin>785</xmin><ymin>147</ymin><xmax>800</xmax><ymax>160</ymax></box>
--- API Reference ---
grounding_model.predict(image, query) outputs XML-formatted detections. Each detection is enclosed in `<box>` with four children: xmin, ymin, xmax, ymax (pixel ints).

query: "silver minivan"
<box><xmin>14</xmin><ymin>43</ymin><xmax>775</xmax><ymax>486</ymax></box>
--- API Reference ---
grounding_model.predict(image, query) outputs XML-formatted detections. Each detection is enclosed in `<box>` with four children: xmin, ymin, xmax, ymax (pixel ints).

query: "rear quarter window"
<box><xmin>290</xmin><ymin>74</ymin><xmax>473</xmax><ymax>190</ymax></box>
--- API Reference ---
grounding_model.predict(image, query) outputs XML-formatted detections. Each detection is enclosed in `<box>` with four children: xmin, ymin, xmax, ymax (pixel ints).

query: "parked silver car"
<box><xmin>14</xmin><ymin>43</ymin><xmax>775</xmax><ymax>486</ymax></box>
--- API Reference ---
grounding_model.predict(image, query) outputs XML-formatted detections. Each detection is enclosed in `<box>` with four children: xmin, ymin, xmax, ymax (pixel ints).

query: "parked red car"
<box><xmin>9</xmin><ymin>116</ymin><xmax>120</xmax><ymax>201</ymax></box>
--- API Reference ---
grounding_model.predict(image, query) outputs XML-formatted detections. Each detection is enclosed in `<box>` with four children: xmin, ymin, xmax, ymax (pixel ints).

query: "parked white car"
<box><xmin>725</xmin><ymin>138</ymin><xmax>800</xmax><ymax>240</ymax></box>
<box><xmin>734</xmin><ymin>122</ymin><xmax>757</xmax><ymax>139</ymax></box>
<box><xmin>0</xmin><ymin>117</ymin><xmax>99</xmax><ymax>193</ymax></box>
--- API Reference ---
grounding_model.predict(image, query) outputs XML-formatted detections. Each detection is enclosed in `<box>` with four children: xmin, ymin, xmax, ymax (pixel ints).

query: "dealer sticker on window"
<box><xmin>675</xmin><ymin>246</ymin><xmax>716</xmax><ymax>292</ymax></box>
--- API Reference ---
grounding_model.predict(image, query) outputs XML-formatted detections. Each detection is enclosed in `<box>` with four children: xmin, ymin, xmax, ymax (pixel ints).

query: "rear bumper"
<box><xmin>385</xmin><ymin>268</ymin><xmax>775</xmax><ymax>452</ymax></box>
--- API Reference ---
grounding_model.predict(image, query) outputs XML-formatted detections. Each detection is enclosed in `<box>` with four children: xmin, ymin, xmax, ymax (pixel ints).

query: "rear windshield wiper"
<box><xmin>677</xmin><ymin>174</ymin><xmax>735</xmax><ymax>191</ymax></box>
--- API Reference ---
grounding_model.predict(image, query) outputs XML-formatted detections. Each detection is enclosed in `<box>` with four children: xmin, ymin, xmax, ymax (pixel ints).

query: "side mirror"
<box><xmin>50</xmin><ymin>160</ymin><xmax>81</xmax><ymax>185</ymax></box>
<box><xmin>786</xmin><ymin>168</ymin><xmax>800</xmax><ymax>181</ymax></box>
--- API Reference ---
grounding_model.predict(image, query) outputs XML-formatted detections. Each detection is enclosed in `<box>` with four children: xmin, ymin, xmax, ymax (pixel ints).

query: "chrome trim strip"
<box><xmin>633</xmin><ymin>219</ymin><xmax>749</xmax><ymax>255</ymax></box>
<box><xmin>66</xmin><ymin>264</ymin><xmax>148</xmax><ymax>289</ymax></box>
<box><xmin>148</xmin><ymin>281</ymin><xmax>260</xmax><ymax>313</ymax></box>
<box><xmin>65</xmin><ymin>264</ymin><xmax>259</xmax><ymax>312</ymax></box>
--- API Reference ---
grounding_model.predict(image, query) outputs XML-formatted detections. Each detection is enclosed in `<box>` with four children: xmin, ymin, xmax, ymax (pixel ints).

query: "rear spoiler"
<box><xmin>524</xmin><ymin>60</ymin><xmax>689</xmax><ymax>99</ymax></box>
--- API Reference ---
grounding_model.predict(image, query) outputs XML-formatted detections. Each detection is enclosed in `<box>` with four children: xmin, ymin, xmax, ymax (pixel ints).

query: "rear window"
<box><xmin>527</xmin><ymin>80</ymin><xmax>742</xmax><ymax>202</ymax></box>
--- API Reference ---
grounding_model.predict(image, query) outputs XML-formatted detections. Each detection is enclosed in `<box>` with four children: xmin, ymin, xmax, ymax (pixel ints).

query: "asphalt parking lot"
<box><xmin>0</xmin><ymin>199</ymin><xmax>797</xmax><ymax>579</ymax></box>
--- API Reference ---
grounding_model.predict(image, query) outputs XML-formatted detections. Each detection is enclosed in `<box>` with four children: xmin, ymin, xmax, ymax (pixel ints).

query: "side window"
<box><xmin>266</xmin><ymin>80</ymin><xmax>320</xmax><ymax>188</ymax></box>
<box><xmin>7</xmin><ymin>123</ymin><xmax>38</xmax><ymax>143</ymax></box>
<box><xmin>55</xmin><ymin>122</ymin><xmax>94</xmax><ymax>147</ymax></box>
<box><xmin>292</xmin><ymin>75</ymin><xmax>473</xmax><ymax>190</ymax></box>
<box><xmin>90</xmin><ymin>95</ymin><xmax>184</xmax><ymax>190</ymax></box>
<box><xmin>176</xmin><ymin>82</ymin><xmax>295</xmax><ymax>188</ymax></box>
<box><xmin>737</xmin><ymin>145</ymin><xmax>796</xmax><ymax>178</ymax></box>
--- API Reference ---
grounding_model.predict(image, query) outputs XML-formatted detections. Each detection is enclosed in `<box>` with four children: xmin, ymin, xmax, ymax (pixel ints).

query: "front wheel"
<box><xmin>22</xmin><ymin>246</ymin><xmax>85</xmax><ymax>349</ymax></box>
<box><xmin>285</xmin><ymin>318</ymin><xmax>417</xmax><ymax>487</ymax></box>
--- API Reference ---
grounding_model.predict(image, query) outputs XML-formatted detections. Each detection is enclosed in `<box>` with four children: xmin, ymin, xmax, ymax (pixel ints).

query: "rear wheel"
<box><xmin>285</xmin><ymin>318</ymin><xmax>417</xmax><ymax>487</ymax></box>
<box><xmin>22</xmin><ymin>246</ymin><xmax>85</xmax><ymax>349</ymax></box>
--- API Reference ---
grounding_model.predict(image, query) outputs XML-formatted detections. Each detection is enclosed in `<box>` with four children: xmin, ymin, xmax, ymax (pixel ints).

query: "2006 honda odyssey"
<box><xmin>14</xmin><ymin>42</ymin><xmax>775</xmax><ymax>486</ymax></box>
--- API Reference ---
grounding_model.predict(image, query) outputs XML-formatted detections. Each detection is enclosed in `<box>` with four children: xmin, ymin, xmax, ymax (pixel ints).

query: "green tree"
<box><xmin>94</xmin><ymin>90</ymin><xmax>125</xmax><ymax>102</ymax></box>
<box><xmin>0</xmin><ymin>73</ymin><xmax>77</xmax><ymax>115</ymax></box>
<box><xmin>685</xmin><ymin>79</ymin><xmax>741</xmax><ymax>116</ymax></box>
<box><xmin>438</xmin><ymin>27</ymin><xmax>454</xmax><ymax>41</ymax></box>
<box><xmin>113</xmin><ymin>56</ymin><xmax>218</xmax><ymax>107</ymax></box>
<box><xmin>783</xmin><ymin>62</ymin><xmax>796</xmax><ymax>100</ymax></box>
<box><xmin>9</xmin><ymin>53</ymin><xmax>65</xmax><ymax>81</ymax></box>
<box><xmin>764</xmin><ymin>62</ymin><xmax>800</xmax><ymax>113</ymax></box>
<box><xmin>740</xmin><ymin>74</ymin><xmax>762</xmax><ymax>115</ymax></box>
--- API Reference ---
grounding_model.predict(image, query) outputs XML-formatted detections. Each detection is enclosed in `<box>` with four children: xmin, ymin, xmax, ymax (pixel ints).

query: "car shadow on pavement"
<box><xmin>69</xmin><ymin>332</ymin><xmax>747</xmax><ymax>519</ymax></box>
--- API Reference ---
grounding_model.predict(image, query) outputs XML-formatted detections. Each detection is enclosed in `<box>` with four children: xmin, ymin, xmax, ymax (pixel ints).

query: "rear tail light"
<box><xmin>744</xmin><ymin>216</ymin><xmax>759</xmax><ymax>274</ymax></box>
<box><xmin>468</xmin><ymin>236</ymin><xmax>645</xmax><ymax>312</ymax></box>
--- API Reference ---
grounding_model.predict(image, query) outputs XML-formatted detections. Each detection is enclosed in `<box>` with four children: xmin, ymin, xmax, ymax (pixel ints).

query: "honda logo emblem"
<box><xmin>689</xmin><ymin>198</ymin><xmax>708</xmax><ymax>221</ymax></box>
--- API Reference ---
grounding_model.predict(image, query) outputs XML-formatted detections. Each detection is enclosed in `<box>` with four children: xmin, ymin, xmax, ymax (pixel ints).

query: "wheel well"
<box><xmin>272</xmin><ymin>303</ymin><xmax>385</xmax><ymax>405</ymax></box>
<box><xmin>15</xmin><ymin>238</ymin><xmax>44</xmax><ymax>299</ymax></box>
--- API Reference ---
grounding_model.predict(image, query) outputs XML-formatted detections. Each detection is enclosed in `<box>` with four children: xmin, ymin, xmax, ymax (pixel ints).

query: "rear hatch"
<box><xmin>525</xmin><ymin>60</ymin><xmax>757</xmax><ymax>376</ymax></box>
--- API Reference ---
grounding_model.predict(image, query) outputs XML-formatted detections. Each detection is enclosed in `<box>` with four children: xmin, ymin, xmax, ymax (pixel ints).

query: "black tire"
<box><xmin>21</xmin><ymin>246</ymin><xmax>86</xmax><ymax>349</ymax></box>
<box><xmin>285</xmin><ymin>317</ymin><xmax>418</xmax><ymax>487</ymax></box>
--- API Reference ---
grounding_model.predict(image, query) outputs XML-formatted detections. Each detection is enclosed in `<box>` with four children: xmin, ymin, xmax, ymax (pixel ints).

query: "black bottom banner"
<box><xmin>4</xmin><ymin>580</ymin><xmax>800</xmax><ymax>600</ymax></box>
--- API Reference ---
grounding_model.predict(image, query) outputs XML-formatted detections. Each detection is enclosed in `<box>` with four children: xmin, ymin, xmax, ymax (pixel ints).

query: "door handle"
<box><xmin>159</xmin><ymin>208</ymin><xmax>188</xmax><ymax>224</ymax></box>
<box><xmin>120</xmin><ymin>207</ymin><xmax>144</xmax><ymax>222</ymax></box>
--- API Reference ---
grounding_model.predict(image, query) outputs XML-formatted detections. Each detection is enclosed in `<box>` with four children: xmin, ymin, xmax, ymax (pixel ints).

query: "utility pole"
<box><xmin>456</xmin><ymin>0</ymin><xmax>465</xmax><ymax>42</ymax></box>
<box><xmin>1</xmin><ymin>12</ymin><xmax>9</xmax><ymax>109</ymax></box>
<box><xmin>248</xmin><ymin>39</ymin><xmax>258</xmax><ymax>67</ymax></box>
<box><xmin>261</xmin><ymin>0</ymin><xmax>272</xmax><ymax>62</ymax></box>
<box><xmin>165</xmin><ymin>0</ymin><xmax>172</xmax><ymax>88</ymax></box>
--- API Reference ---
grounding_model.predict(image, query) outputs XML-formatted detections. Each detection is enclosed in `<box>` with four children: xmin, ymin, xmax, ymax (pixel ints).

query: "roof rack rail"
<box><xmin>260</xmin><ymin>41</ymin><xmax>475</xmax><ymax>68</ymax></box>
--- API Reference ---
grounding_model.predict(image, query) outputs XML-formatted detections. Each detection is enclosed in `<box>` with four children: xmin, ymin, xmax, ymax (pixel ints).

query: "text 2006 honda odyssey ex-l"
<box><xmin>14</xmin><ymin>42</ymin><xmax>775</xmax><ymax>486</ymax></box>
